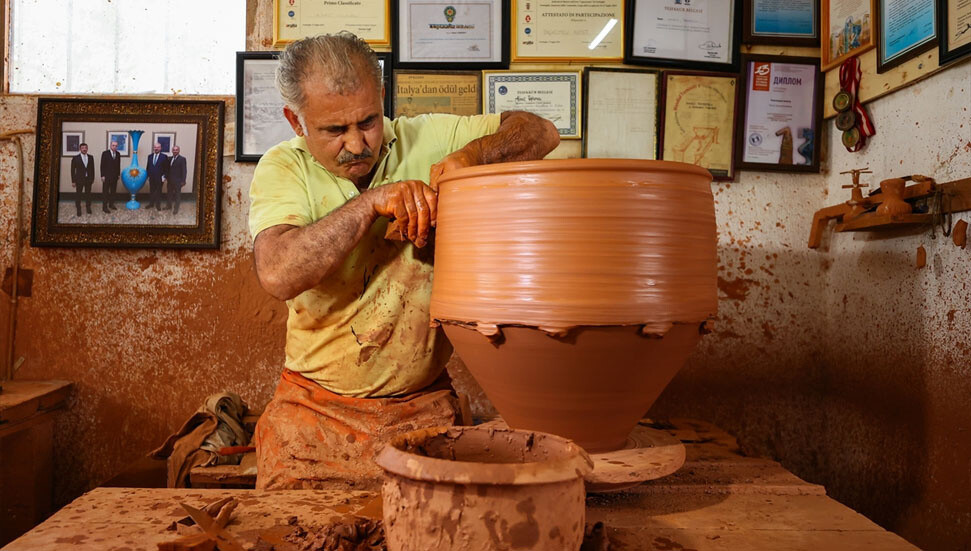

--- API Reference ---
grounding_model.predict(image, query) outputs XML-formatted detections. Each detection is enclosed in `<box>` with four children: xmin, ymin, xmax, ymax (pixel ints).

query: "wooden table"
<box><xmin>2</xmin><ymin>418</ymin><xmax>919</xmax><ymax>550</ymax></box>
<box><xmin>0</xmin><ymin>380</ymin><xmax>72</xmax><ymax>546</ymax></box>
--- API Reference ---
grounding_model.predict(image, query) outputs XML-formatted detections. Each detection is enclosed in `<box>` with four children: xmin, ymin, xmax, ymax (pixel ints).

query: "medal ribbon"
<box><xmin>839</xmin><ymin>57</ymin><xmax>876</xmax><ymax>151</ymax></box>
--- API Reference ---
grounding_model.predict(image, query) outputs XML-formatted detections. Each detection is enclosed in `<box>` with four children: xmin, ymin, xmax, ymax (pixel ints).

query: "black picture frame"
<box><xmin>876</xmin><ymin>0</ymin><xmax>938</xmax><ymax>73</ymax></box>
<box><xmin>625</xmin><ymin>0</ymin><xmax>742</xmax><ymax>73</ymax></box>
<box><xmin>32</xmin><ymin>98</ymin><xmax>223</xmax><ymax>248</ymax></box>
<box><xmin>392</xmin><ymin>0</ymin><xmax>509</xmax><ymax>69</ymax></box>
<box><xmin>743</xmin><ymin>0</ymin><xmax>820</xmax><ymax>46</ymax></box>
<box><xmin>939</xmin><ymin>0</ymin><xmax>971</xmax><ymax>65</ymax></box>
<box><xmin>735</xmin><ymin>54</ymin><xmax>822</xmax><ymax>174</ymax></box>
<box><xmin>659</xmin><ymin>70</ymin><xmax>740</xmax><ymax>182</ymax></box>
<box><xmin>235</xmin><ymin>51</ymin><xmax>393</xmax><ymax>162</ymax></box>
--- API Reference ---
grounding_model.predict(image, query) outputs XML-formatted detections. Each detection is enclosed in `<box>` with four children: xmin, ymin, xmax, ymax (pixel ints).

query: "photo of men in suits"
<box><xmin>70</xmin><ymin>143</ymin><xmax>96</xmax><ymax>216</ymax></box>
<box><xmin>144</xmin><ymin>142</ymin><xmax>169</xmax><ymax>210</ymax></box>
<box><xmin>100</xmin><ymin>140</ymin><xmax>121</xmax><ymax>212</ymax></box>
<box><xmin>167</xmin><ymin>145</ymin><xmax>187</xmax><ymax>215</ymax></box>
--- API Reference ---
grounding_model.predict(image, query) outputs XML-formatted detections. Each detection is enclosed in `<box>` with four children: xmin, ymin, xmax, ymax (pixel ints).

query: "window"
<box><xmin>9</xmin><ymin>0</ymin><xmax>245</xmax><ymax>95</ymax></box>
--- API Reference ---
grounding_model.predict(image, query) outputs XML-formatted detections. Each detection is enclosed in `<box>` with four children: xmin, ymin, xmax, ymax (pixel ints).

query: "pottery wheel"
<box><xmin>477</xmin><ymin>418</ymin><xmax>686</xmax><ymax>493</ymax></box>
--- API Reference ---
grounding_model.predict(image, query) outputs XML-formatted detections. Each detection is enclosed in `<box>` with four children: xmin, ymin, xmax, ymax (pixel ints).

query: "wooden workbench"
<box><xmin>2</xmin><ymin>419</ymin><xmax>919</xmax><ymax>550</ymax></box>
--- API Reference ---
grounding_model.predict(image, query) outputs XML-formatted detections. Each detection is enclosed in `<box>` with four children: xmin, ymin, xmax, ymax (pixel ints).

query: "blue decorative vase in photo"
<box><xmin>121</xmin><ymin>130</ymin><xmax>149</xmax><ymax>210</ymax></box>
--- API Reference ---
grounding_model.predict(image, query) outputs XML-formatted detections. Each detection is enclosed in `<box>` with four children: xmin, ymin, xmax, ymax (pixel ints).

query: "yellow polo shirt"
<box><xmin>249</xmin><ymin>113</ymin><xmax>500</xmax><ymax>397</ymax></box>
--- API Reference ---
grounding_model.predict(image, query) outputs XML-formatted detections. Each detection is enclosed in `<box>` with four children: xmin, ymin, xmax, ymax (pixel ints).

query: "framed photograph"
<box><xmin>660</xmin><ymin>71</ymin><xmax>739</xmax><ymax>181</ymax></box>
<box><xmin>235</xmin><ymin>51</ymin><xmax>392</xmax><ymax>162</ymax></box>
<box><xmin>744</xmin><ymin>0</ymin><xmax>820</xmax><ymax>46</ymax></box>
<box><xmin>273</xmin><ymin>0</ymin><xmax>391</xmax><ymax>47</ymax></box>
<box><xmin>821</xmin><ymin>0</ymin><xmax>877</xmax><ymax>70</ymax></box>
<box><xmin>61</xmin><ymin>131</ymin><xmax>84</xmax><ymax>157</ymax></box>
<box><xmin>393</xmin><ymin>0</ymin><xmax>508</xmax><ymax>69</ymax></box>
<box><xmin>106</xmin><ymin>131</ymin><xmax>130</xmax><ymax>157</ymax></box>
<box><xmin>152</xmin><ymin>132</ymin><xmax>176</xmax><ymax>154</ymax></box>
<box><xmin>483</xmin><ymin>71</ymin><xmax>582</xmax><ymax>139</ymax></box>
<box><xmin>939</xmin><ymin>0</ymin><xmax>971</xmax><ymax>65</ymax></box>
<box><xmin>581</xmin><ymin>67</ymin><xmax>658</xmax><ymax>159</ymax></box>
<box><xmin>877</xmin><ymin>0</ymin><xmax>937</xmax><ymax>73</ymax></box>
<box><xmin>625</xmin><ymin>0</ymin><xmax>741</xmax><ymax>73</ymax></box>
<box><xmin>32</xmin><ymin>98</ymin><xmax>224</xmax><ymax>248</ymax></box>
<box><xmin>513</xmin><ymin>0</ymin><xmax>624</xmax><ymax>62</ymax></box>
<box><xmin>736</xmin><ymin>55</ymin><xmax>822</xmax><ymax>173</ymax></box>
<box><xmin>393</xmin><ymin>70</ymin><xmax>481</xmax><ymax>117</ymax></box>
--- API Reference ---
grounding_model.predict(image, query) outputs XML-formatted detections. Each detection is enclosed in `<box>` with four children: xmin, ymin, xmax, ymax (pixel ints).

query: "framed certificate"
<box><xmin>393</xmin><ymin>70</ymin><xmax>482</xmax><ymax>117</ymax></box>
<box><xmin>743</xmin><ymin>0</ymin><xmax>820</xmax><ymax>46</ymax></box>
<box><xmin>483</xmin><ymin>71</ymin><xmax>581</xmax><ymax>139</ymax></box>
<box><xmin>581</xmin><ymin>68</ymin><xmax>658</xmax><ymax>159</ymax></box>
<box><xmin>273</xmin><ymin>0</ymin><xmax>391</xmax><ymax>47</ymax></box>
<box><xmin>821</xmin><ymin>0</ymin><xmax>877</xmax><ymax>70</ymax></box>
<box><xmin>876</xmin><ymin>0</ymin><xmax>937</xmax><ymax>73</ymax></box>
<box><xmin>513</xmin><ymin>0</ymin><xmax>625</xmax><ymax>62</ymax></box>
<box><xmin>660</xmin><ymin>71</ymin><xmax>739</xmax><ymax>181</ymax></box>
<box><xmin>736</xmin><ymin>55</ymin><xmax>822</xmax><ymax>173</ymax></box>
<box><xmin>393</xmin><ymin>0</ymin><xmax>508</xmax><ymax>69</ymax></box>
<box><xmin>235</xmin><ymin>51</ymin><xmax>392</xmax><ymax>162</ymax></box>
<box><xmin>939</xmin><ymin>0</ymin><xmax>971</xmax><ymax>65</ymax></box>
<box><xmin>625</xmin><ymin>0</ymin><xmax>741</xmax><ymax>73</ymax></box>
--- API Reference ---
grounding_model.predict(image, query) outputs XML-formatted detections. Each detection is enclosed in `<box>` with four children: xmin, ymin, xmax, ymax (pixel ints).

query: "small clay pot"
<box><xmin>374</xmin><ymin>426</ymin><xmax>593</xmax><ymax>551</ymax></box>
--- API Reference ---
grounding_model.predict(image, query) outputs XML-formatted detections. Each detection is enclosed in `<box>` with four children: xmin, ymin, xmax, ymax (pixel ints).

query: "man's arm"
<box><xmin>429</xmin><ymin>111</ymin><xmax>559</xmax><ymax>189</ymax></box>
<box><xmin>253</xmin><ymin>179</ymin><xmax>437</xmax><ymax>301</ymax></box>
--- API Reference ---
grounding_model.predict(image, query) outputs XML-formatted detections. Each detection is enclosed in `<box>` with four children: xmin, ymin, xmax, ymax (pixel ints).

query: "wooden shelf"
<box><xmin>835</xmin><ymin>213</ymin><xmax>933</xmax><ymax>232</ymax></box>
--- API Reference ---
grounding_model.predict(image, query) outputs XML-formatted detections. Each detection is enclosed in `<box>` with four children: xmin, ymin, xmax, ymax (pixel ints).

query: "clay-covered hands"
<box><xmin>429</xmin><ymin>148</ymin><xmax>477</xmax><ymax>191</ymax></box>
<box><xmin>368</xmin><ymin>179</ymin><xmax>437</xmax><ymax>248</ymax></box>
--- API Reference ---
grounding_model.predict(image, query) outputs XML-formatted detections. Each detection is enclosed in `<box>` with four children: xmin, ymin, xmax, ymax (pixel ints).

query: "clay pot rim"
<box><xmin>432</xmin><ymin>319</ymin><xmax>712</xmax><ymax>340</ymax></box>
<box><xmin>436</xmin><ymin>158</ymin><xmax>712</xmax><ymax>186</ymax></box>
<box><xmin>374</xmin><ymin>426</ymin><xmax>593</xmax><ymax>485</ymax></box>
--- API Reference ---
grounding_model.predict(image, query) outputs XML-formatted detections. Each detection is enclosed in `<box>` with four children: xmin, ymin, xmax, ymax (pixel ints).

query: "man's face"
<box><xmin>79</xmin><ymin>144</ymin><xmax>88</xmax><ymax>155</ymax></box>
<box><xmin>153</xmin><ymin>143</ymin><xmax>161</xmax><ymax>154</ymax></box>
<box><xmin>172</xmin><ymin>145</ymin><xmax>180</xmax><ymax>156</ymax></box>
<box><xmin>285</xmin><ymin>73</ymin><xmax>384</xmax><ymax>185</ymax></box>
<box><xmin>110</xmin><ymin>141</ymin><xmax>117</xmax><ymax>152</ymax></box>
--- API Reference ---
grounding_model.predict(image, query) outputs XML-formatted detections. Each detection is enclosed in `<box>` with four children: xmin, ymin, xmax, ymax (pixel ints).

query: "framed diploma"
<box><xmin>625</xmin><ymin>0</ymin><xmax>741</xmax><ymax>73</ymax></box>
<box><xmin>581</xmin><ymin>68</ymin><xmax>658</xmax><ymax>159</ymax></box>
<box><xmin>513</xmin><ymin>0</ymin><xmax>625</xmax><ymax>62</ymax></box>
<box><xmin>483</xmin><ymin>71</ymin><xmax>581</xmax><ymax>138</ymax></box>
<box><xmin>876</xmin><ymin>0</ymin><xmax>937</xmax><ymax>73</ymax></box>
<box><xmin>939</xmin><ymin>0</ymin><xmax>971</xmax><ymax>65</ymax></box>
<box><xmin>393</xmin><ymin>0</ymin><xmax>508</xmax><ymax>69</ymax></box>
<box><xmin>393</xmin><ymin>70</ymin><xmax>482</xmax><ymax>117</ymax></box>
<box><xmin>235</xmin><ymin>52</ymin><xmax>392</xmax><ymax>162</ymax></box>
<box><xmin>660</xmin><ymin>71</ymin><xmax>739</xmax><ymax>181</ymax></box>
<box><xmin>273</xmin><ymin>0</ymin><xmax>391</xmax><ymax>47</ymax></box>
<box><xmin>821</xmin><ymin>0</ymin><xmax>876</xmax><ymax>70</ymax></box>
<box><xmin>743</xmin><ymin>0</ymin><xmax>820</xmax><ymax>46</ymax></box>
<box><xmin>736</xmin><ymin>55</ymin><xmax>822</xmax><ymax>173</ymax></box>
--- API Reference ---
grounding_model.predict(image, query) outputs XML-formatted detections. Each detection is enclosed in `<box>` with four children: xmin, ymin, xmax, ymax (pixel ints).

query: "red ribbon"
<box><xmin>839</xmin><ymin>57</ymin><xmax>876</xmax><ymax>152</ymax></box>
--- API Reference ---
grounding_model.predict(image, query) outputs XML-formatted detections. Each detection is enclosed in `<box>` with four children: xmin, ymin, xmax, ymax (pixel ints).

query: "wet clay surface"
<box><xmin>375</xmin><ymin>425</ymin><xmax>590</xmax><ymax>550</ymax></box>
<box><xmin>430</xmin><ymin>158</ymin><xmax>717</xmax><ymax>332</ymax></box>
<box><xmin>445</xmin><ymin>324</ymin><xmax>702</xmax><ymax>453</ymax></box>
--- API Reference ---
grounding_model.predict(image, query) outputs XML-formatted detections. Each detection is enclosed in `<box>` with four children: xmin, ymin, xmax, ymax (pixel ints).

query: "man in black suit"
<box><xmin>166</xmin><ymin>145</ymin><xmax>187</xmax><ymax>215</ymax></box>
<box><xmin>144</xmin><ymin>142</ymin><xmax>169</xmax><ymax>210</ymax></box>
<box><xmin>70</xmin><ymin>143</ymin><xmax>95</xmax><ymax>216</ymax></box>
<box><xmin>100</xmin><ymin>140</ymin><xmax>121</xmax><ymax>212</ymax></box>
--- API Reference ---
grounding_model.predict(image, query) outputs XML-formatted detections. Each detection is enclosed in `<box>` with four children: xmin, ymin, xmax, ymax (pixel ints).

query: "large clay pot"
<box><xmin>431</xmin><ymin>159</ymin><xmax>716</xmax><ymax>453</ymax></box>
<box><xmin>375</xmin><ymin>426</ymin><xmax>592</xmax><ymax>551</ymax></box>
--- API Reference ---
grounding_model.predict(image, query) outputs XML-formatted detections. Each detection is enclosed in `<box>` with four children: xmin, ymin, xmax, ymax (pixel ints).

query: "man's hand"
<box><xmin>368</xmin><ymin>180</ymin><xmax>437</xmax><ymax>247</ymax></box>
<box><xmin>429</xmin><ymin>148</ymin><xmax>476</xmax><ymax>191</ymax></box>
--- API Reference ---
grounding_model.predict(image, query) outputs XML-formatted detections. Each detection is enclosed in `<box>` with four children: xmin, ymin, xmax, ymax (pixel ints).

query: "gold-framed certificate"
<box><xmin>582</xmin><ymin>67</ymin><xmax>659</xmax><ymax>159</ymax></box>
<box><xmin>660</xmin><ymin>72</ymin><xmax>739</xmax><ymax>181</ymax></box>
<box><xmin>483</xmin><ymin>71</ymin><xmax>582</xmax><ymax>139</ymax></box>
<box><xmin>393</xmin><ymin>70</ymin><xmax>482</xmax><ymax>117</ymax></box>
<box><xmin>273</xmin><ymin>0</ymin><xmax>391</xmax><ymax>47</ymax></box>
<box><xmin>513</xmin><ymin>0</ymin><xmax>624</xmax><ymax>61</ymax></box>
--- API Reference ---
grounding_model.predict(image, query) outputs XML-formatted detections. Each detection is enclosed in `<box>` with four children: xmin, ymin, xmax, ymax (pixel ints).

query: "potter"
<box><xmin>247</xmin><ymin>31</ymin><xmax>559</xmax><ymax>490</ymax></box>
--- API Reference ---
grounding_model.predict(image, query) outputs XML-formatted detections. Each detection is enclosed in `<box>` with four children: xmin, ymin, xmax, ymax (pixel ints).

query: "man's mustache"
<box><xmin>337</xmin><ymin>148</ymin><xmax>373</xmax><ymax>165</ymax></box>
